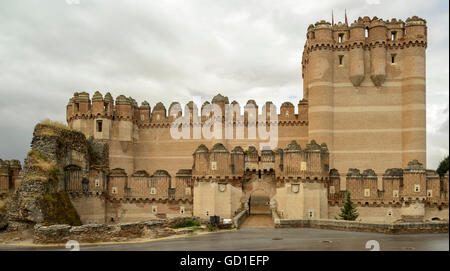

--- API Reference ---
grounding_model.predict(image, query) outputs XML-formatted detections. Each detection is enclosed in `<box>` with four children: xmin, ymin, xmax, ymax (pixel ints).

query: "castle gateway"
<box><xmin>16</xmin><ymin>15</ymin><xmax>443</xmax><ymax>224</ymax></box>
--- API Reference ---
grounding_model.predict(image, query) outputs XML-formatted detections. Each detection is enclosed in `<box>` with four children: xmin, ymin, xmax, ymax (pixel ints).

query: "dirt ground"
<box><xmin>240</xmin><ymin>215</ymin><xmax>275</xmax><ymax>228</ymax></box>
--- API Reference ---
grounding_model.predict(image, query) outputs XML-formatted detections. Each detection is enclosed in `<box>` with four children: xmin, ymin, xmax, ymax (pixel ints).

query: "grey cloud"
<box><xmin>0</xmin><ymin>0</ymin><xmax>448</xmax><ymax>169</ymax></box>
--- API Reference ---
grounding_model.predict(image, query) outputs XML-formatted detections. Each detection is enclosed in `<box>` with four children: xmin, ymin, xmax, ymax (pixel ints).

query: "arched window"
<box><xmin>365</xmin><ymin>27</ymin><xmax>369</xmax><ymax>38</ymax></box>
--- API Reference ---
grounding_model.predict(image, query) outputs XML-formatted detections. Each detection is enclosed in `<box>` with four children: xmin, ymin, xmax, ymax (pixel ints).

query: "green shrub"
<box><xmin>48</xmin><ymin>166</ymin><xmax>62</xmax><ymax>181</ymax></box>
<box><xmin>171</xmin><ymin>218</ymin><xmax>200</xmax><ymax>229</ymax></box>
<box><xmin>207</xmin><ymin>223</ymin><xmax>217</xmax><ymax>232</ymax></box>
<box><xmin>437</xmin><ymin>155</ymin><xmax>449</xmax><ymax>177</ymax></box>
<box><xmin>191</xmin><ymin>226</ymin><xmax>203</xmax><ymax>231</ymax></box>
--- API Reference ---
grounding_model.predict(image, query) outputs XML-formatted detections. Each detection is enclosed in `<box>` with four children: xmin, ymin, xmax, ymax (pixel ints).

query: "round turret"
<box><xmin>245</xmin><ymin>100</ymin><xmax>257</xmax><ymax>107</ymax></box>
<box><xmin>153</xmin><ymin>102</ymin><xmax>165</xmax><ymax>111</ymax></box>
<box><xmin>313</xmin><ymin>20</ymin><xmax>333</xmax><ymax>41</ymax></box>
<box><xmin>281</xmin><ymin>102</ymin><xmax>294</xmax><ymax>107</ymax></box>
<box><xmin>368</xmin><ymin>17</ymin><xmax>387</xmax><ymax>41</ymax></box>
<box><xmin>349</xmin><ymin>21</ymin><xmax>365</xmax><ymax>41</ymax></box>
<box><xmin>128</xmin><ymin>97</ymin><xmax>138</xmax><ymax>108</ymax></box>
<box><xmin>405</xmin><ymin>16</ymin><xmax>427</xmax><ymax>39</ymax></box>
<box><xmin>231</xmin><ymin>146</ymin><xmax>244</xmax><ymax>154</ymax></box>
<box><xmin>194</xmin><ymin>144</ymin><xmax>209</xmax><ymax>154</ymax></box>
<box><xmin>115</xmin><ymin>95</ymin><xmax>130</xmax><ymax>105</ymax></box>
<box><xmin>104</xmin><ymin>92</ymin><xmax>113</xmax><ymax>102</ymax></box>
<box><xmin>212</xmin><ymin>93</ymin><xmax>229</xmax><ymax>104</ymax></box>
<box><xmin>168</xmin><ymin>102</ymin><xmax>181</xmax><ymax>118</ymax></box>
<box><xmin>92</xmin><ymin>91</ymin><xmax>103</xmax><ymax>101</ymax></box>
<box><xmin>77</xmin><ymin>92</ymin><xmax>90</xmax><ymax>101</ymax></box>
<box><xmin>305</xmin><ymin>140</ymin><xmax>321</xmax><ymax>152</ymax></box>
<box><xmin>153</xmin><ymin>169</ymin><xmax>171</xmax><ymax>177</ymax></box>
<box><xmin>211</xmin><ymin>143</ymin><xmax>229</xmax><ymax>153</ymax></box>
<box><xmin>140</xmin><ymin>101</ymin><xmax>150</xmax><ymax>109</ymax></box>
<box><xmin>284</xmin><ymin>140</ymin><xmax>301</xmax><ymax>153</ymax></box>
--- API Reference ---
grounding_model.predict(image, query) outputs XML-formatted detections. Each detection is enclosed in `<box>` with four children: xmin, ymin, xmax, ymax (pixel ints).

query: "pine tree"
<box><xmin>339</xmin><ymin>191</ymin><xmax>359</xmax><ymax>221</ymax></box>
<box><xmin>436</xmin><ymin>155</ymin><xmax>449</xmax><ymax>177</ymax></box>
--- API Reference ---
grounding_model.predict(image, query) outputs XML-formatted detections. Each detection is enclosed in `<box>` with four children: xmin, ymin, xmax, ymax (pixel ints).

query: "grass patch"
<box><xmin>26</xmin><ymin>150</ymin><xmax>60</xmax><ymax>182</ymax></box>
<box><xmin>38</xmin><ymin>191</ymin><xmax>82</xmax><ymax>226</ymax></box>
<box><xmin>37</xmin><ymin>119</ymin><xmax>71</xmax><ymax>136</ymax></box>
<box><xmin>40</xmin><ymin>119</ymin><xmax>69</xmax><ymax>130</ymax></box>
<box><xmin>27</xmin><ymin>150</ymin><xmax>44</xmax><ymax>161</ymax></box>
<box><xmin>48</xmin><ymin>167</ymin><xmax>62</xmax><ymax>181</ymax></box>
<box><xmin>171</xmin><ymin>219</ymin><xmax>201</xmax><ymax>229</ymax></box>
<box><xmin>191</xmin><ymin>226</ymin><xmax>203</xmax><ymax>231</ymax></box>
<box><xmin>207</xmin><ymin>223</ymin><xmax>217</xmax><ymax>232</ymax></box>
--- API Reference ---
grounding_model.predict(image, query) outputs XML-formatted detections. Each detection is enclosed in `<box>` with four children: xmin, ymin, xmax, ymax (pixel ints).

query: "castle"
<box><xmin>1</xmin><ymin>15</ymin><xmax>448</xmax><ymax>225</ymax></box>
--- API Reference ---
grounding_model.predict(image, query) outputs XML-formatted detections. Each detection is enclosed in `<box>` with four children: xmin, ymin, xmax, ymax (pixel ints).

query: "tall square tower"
<box><xmin>302</xmin><ymin>16</ymin><xmax>427</xmax><ymax>176</ymax></box>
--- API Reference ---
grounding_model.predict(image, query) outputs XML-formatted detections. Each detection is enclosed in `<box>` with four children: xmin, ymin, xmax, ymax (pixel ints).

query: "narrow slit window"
<box><xmin>391</xmin><ymin>54</ymin><xmax>396</xmax><ymax>64</ymax></box>
<box><xmin>365</xmin><ymin>27</ymin><xmax>369</xmax><ymax>38</ymax></box>
<box><xmin>96</xmin><ymin>120</ymin><xmax>103</xmax><ymax>132</ymax></box>
<box><xmin>338</xmin><ymin>55</ymin><xmax>344</xmax><ymax>66</ymax></box>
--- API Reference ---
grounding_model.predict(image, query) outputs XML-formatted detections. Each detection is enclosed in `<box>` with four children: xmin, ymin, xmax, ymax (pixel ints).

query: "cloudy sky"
<box><xmin>0</xmin><ymin>0</ymin><xmax>448</xmax><ymax>169</ymax></box>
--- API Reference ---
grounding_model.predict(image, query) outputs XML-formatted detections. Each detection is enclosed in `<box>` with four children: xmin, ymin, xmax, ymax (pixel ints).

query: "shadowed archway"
<box><xmin>249</xmin><ymin>189</ymin><xmax>271</xmax><ymax>215</ymax></box>
<box><xmin>241</xmin><ymin>188</ymin><xmax>274</xmax><ymax>228</ymax></box>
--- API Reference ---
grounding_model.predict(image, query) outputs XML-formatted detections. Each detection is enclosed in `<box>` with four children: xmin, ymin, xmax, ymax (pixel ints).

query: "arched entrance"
<box><xmin>241</xmin><ymin>188</ymin><xmax>275</xmax><ymax>228</ymax></box>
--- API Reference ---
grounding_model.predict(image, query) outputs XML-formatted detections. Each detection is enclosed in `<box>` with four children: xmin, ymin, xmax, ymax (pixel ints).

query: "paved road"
<box><xmin>1</xmin><ymin>227</ymin><xmax>448</xmax><ymax>251</ymax></box>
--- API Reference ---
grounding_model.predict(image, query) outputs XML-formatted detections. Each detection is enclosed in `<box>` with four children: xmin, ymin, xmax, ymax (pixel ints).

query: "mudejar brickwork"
<box><xmin>1</xmin><ymin>15</ymin><xmax>448</xmax><ymax>227</ymax></box>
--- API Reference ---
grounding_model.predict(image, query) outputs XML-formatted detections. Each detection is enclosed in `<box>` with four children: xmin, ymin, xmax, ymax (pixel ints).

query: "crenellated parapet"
<box><xmin>303</xmin><ymin>16</ymin><xmax>427</xmax><ymax>52</ymax></box>
<box><xmin>0</xmin><ymin>159</ymin><xmax>22</xmax><ymax>194</ymax></box>
<box><xmin>66</xmin><ymin>92</ymin><xmax>309</xmax><ymax>131</ymax></box>
<box><xmin>328</xmin><ymin>160</ymin><xmax>449</xmax><ymax>207</ymax></box>
<box><xmin>302</xmin><ymin>15</ymin><xmax>427</xmax><ymax>88</ymax></box>
<box><xmin>192</xmin><ymin>143</ymin><xmax>237</xmax><ymax>179</ymax></box>
<box><xmin>174</xmin><ymin>169</ymin><xmax>193</xmax><ymax>202</ymax></box>
<box><xmin>64</xmin><ymin>163</ymin><xmax>186</xmax><ymax>204</ymax></box>
<box><xmin>345</xmin><ymin>168</ymin><xmax>379</xmax><ymax>203</ymax></box>
<box><xmin>275</xmin><ymin>140</ymin><xmax>329</xmax><ymax>181</ymax></box>
<box><xmin>191</xmin><ymin>140</ymin><xmax>329</xmax><ymax>182</ymax></box>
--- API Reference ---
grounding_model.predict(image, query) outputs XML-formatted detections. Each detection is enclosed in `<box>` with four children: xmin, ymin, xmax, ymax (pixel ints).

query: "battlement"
<box><xmin>305</xmin><ymin>16</ymin><xmax>427</xmax><ymax>45</ymax></box>
<box><xmin>327</xmin><ymin>163</ymin><xmax>449</xmax><ymax>207</ymax></box>
<box><xmin>66</xmin><ymin>92</ymin><xmax>309</xmax><ymax>127</ymax></box>
<box><xmin>0</xmin><ymin>159</ymin><xmax>22</xmax><ymax>194</ymax></box>
<box><xmin>192</xmin><ymin>140</ymin><xmax>329</xmax><ymax>180</ymax></box>
<box><xmin>65</xmin><ymin>165</ymin><xmax>192</xmax><ymax>204</ymax></box>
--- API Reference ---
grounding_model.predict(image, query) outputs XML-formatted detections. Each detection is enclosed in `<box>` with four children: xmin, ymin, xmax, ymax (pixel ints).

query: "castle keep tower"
<box><xmin>302</xmin><ymin>16</ymin><xmax>427</xmax><ymax>176</ymax></box>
